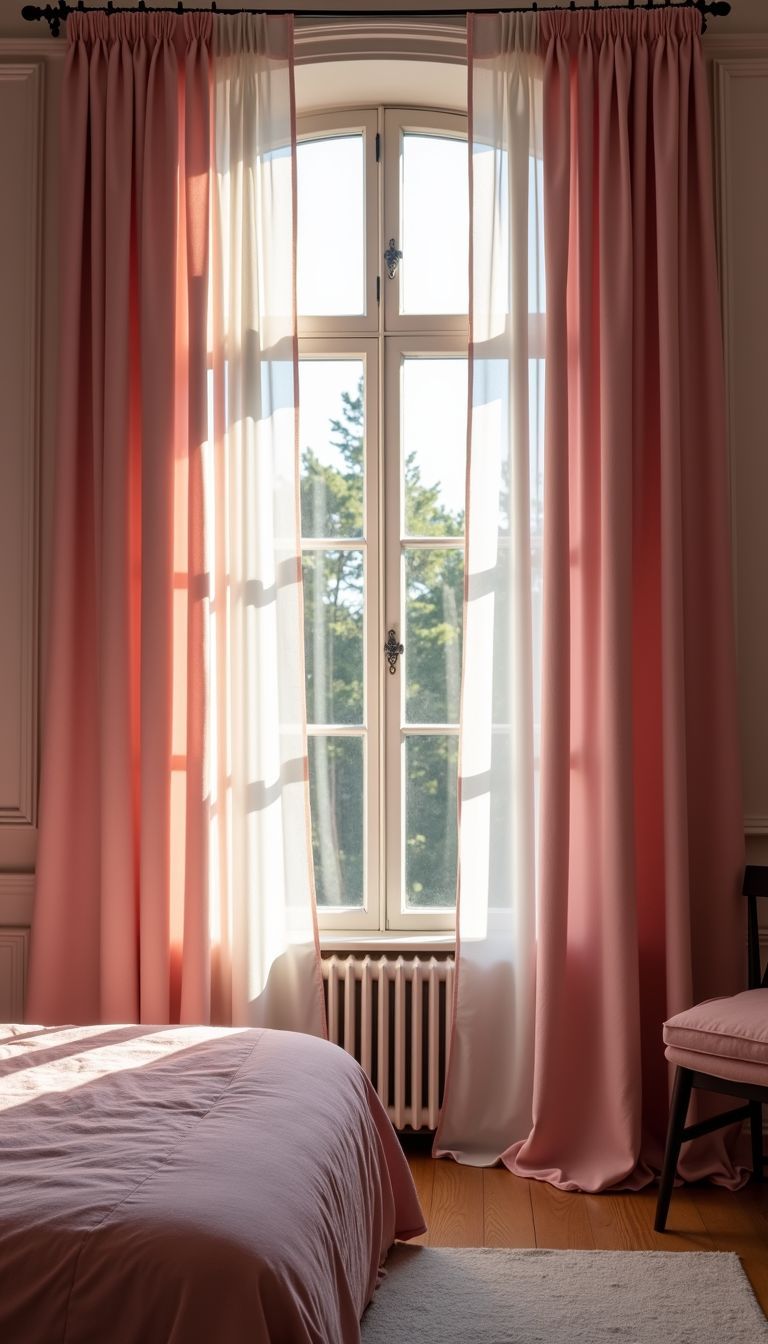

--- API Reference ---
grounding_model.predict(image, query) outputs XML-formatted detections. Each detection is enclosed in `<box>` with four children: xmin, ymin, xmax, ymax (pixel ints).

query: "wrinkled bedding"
<box><xmin>0</xmin><ymin>1023</ymin><xmax>425</xmax><ymax>1343</ymax></box>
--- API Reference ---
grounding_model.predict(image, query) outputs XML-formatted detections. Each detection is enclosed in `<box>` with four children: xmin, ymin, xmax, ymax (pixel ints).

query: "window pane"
<box><xmin>309</xmin><ymin>736</ymin><xmax>364</xmax><ymax>908</ymax></box>
<box><xmin>401</xmin><ymin>133</ymin><xmax>468</xmax><ymax>315</ymax></box>
<box><xmin>303</xmin><ymin>550</ymin><xmax>363</xmax><ymax>725</ymax></box>
<box><xmin>471</xmin><ymin>149</ymin><xmax>545</xmax><ymax>316</ymax></box>
<box><xmin>404</xmin><ymin>735</ymin><xmax>458</xmax><ymax>909</ymax></box>
<box><xmin>297</xmin><ymin>135</ymin><xmax>365</xmax><ymax>316</ymax></box>
<box><xmin>402</xmin><ymin>358</ymin><xmax>466</xmax><ymax>536</ymax></box>
<box><xmin>405</xmin><ymin>549</ymin><xmax>463</xmax><ymax>724</ymax></box>
<box><xmin>300</xmin><ymin>361</ymin><xmax>364</xmax><ymax>539</ymax></box>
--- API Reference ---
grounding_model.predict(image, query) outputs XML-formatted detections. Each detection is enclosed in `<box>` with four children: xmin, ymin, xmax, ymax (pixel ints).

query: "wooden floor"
<box><xmin>405</xmin><ymin>1151</ymin><xmax>768</xmax><ymax>1316</ymax></box>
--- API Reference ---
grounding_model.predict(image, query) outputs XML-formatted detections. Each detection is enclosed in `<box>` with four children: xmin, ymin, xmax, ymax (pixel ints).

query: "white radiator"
<box><xmin>321</xmin><ymin>953</ymin><xmax>455</xmax><ymax>1131</ymax></box>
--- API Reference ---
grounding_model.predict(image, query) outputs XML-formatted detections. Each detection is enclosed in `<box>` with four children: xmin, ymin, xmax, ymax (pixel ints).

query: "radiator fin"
<box><xmin>321</xmin><ymin>953</ymin><xmax>454</xmax><ymax>1131</ymax></box>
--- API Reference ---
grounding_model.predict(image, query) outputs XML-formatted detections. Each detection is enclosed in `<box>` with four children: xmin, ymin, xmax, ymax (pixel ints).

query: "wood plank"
<box><xmin>428</xmin><ymin>1158</ymin><xmax>484</xmax><ymax>1247</ymax></box>
<box><xmin>530</xmin><ymin>1179</ymin><xmax>595</xmax><ymax>1249</ymax></box>
<box><xmin>584</xmin><ymin>1187</ymin><xmax>714</xmax><ymax>1253</ymax></box>
<box><xmin>483</xmin><ymin>1168</ymin><xmax>536</xmax><ymax>1248</ymax></box>
<box><xmin>692</xmin><ymin>1183</ymin><xmax>768</xmax><ymax>1316</ymax></box>
<box><xmin>405</xmin><ymin>1153</ymin><xmax>768</xmax><ymax>1323</ymax></box>
<box><xmin>740</xmin><ymin>1180</ymin><xmax>768</xmax><ymax>1234</ymax></box>
<box><xmin>407</xmin><ymin>1154</ymin><xmax>434</xmax><ymax>1246</ymax></box>
<box><xmin>583</xmin><ymin>1192</ymin><xmax>655</xmax><ymax>1250</ymax></box>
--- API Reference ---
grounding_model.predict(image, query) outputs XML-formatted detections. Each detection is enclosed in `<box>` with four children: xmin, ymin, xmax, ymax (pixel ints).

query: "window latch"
<box><xmin>384</xmin><ymin>238</ymin><xmax>403</xmax><ymax>280</ymax></box>
<box><xmin>384</xmin><ymin>629</ymin><xmax>404</xmax><ymax>675</ymax></box>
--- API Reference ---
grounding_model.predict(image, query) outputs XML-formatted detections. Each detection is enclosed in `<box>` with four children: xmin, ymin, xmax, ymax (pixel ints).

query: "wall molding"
<box><xmin>0</xmin><ymin>60</ymin><xmax>43</xmax><ymax>830</ymax></box>
<box><xmin>294</xmin><ymin>16</ymin><xmax>465</xmax><ymax>65</ymax></box>
<box><xmin>0</xmin><ymin>876</ymin><xmax>33</xmax><ymax>1019</ymax></box>
<box><xmin>0</xmin><ymin>926</ymin><xmax>29</xmax><ymax>1021</ymax></box>
<box><xmin>0</xmin><ymin>39</ymin><xmax>64</xmax><ymax>58</ymax></box>
<box><xmin>0</xmin><ymin>873</ymin><xmax>35</xmax><ymax>926</ymax></box>
<box><xmin>704</xmin><ymin>34</ymin><xmax>768</xmax><ymax>63</ymax></box>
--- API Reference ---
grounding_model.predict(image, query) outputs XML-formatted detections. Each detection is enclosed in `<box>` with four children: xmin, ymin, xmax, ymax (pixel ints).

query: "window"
<box><xmin>297</xmin><ymin>107</ymin><xmax>468</xmax><ymax>934</ymax></box>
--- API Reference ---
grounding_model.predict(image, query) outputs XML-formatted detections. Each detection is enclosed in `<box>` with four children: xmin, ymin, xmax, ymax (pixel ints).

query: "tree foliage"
<box><xmin>302</xmin><ymin>377</ymin><xmax>463</xmax><ymax>909</ymax></box>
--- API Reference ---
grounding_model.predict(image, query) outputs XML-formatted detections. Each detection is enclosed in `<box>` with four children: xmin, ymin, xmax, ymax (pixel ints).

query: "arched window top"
<box><xmin>294</xmin><ymin>18</ymin><xmax>467</xmax><ymax>115</ymax></box>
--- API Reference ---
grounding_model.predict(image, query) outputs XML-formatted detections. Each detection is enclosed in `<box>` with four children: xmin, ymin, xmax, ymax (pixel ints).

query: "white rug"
<box><xmin>361</xmin><ymin>1246</ymin><xmax>768</xmax><ymax>1343</ymax></box>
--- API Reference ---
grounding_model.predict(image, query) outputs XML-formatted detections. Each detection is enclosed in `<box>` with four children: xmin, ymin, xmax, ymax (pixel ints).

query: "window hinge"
<box><xmin>376</xmin><ymin>275</ymin><xmax>381</xmax><ymax>304</ymax></box>
<box><xmin>375</xmin><ymin>132</ymin><xmax>381</xmax><ymax>162</ymax></box>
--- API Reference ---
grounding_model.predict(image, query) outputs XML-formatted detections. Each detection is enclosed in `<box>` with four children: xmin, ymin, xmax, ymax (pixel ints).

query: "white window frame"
<box><xmin>382</xmin><ymin>107</ymin><xmax>469</xmax><ymax>336</ymax></box>
<box><xmin>300</xmin><ymin>337</ymin><xmax>382</xmax><ymax>934</ymax></box>
<box><xmin>383</xmin><ymin>336</ymin><xmax>466</xmax><ymax>932</ymax></box>
<box><xmin>298</xmin><ymin>106</ymin><xmax>468</xmax><ymax>937</ymax></box>
<box><xmin>297</xmin><ymin>109</ymin><xmax>380</xmax><ymax>340</ymax></box>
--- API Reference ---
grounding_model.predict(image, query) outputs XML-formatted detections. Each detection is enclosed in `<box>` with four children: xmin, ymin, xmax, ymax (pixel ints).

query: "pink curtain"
<box><xmin>27</xmin><ymin>12</ymin><xmax>325</xmax><ymax>1035</ymax></box>
<box><xmin>28</xmin><ymin>13</ymin><xmax>211</xmax><ymax>1025</ymax></box>
<box><xmin>439</xmin><ymin>8</ymin><xmax>746</xmax><ymax>1191</ymax></box>
<box><xmin>512</xmin><ymin>7</ymin><xmax>745</xmax><ymax>1189</ymax></box>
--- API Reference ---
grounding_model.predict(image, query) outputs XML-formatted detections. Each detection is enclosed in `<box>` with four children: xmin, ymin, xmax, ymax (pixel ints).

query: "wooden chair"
<box><xmin>655</xmin><ymin>864</ymin><xmax>768</xmax><ymax>1232</ymax></box>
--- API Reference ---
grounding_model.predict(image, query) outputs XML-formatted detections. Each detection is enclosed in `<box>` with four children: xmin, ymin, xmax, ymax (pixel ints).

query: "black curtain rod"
<box><xmin>22</xmin><ymin>1</ymin><xmax>732</xmax><ymax>39</ymax></box>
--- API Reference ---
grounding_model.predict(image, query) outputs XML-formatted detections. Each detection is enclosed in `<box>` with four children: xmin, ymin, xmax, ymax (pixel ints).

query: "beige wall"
<box><xmin>0</xmin><ymin>0</ymin><xmax>767</xmax><ymax>1013</ymax></box>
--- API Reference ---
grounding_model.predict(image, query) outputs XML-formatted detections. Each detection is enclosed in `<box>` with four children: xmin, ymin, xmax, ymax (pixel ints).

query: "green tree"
<box><xmin>302</xmin><ymin>384</ymin><xmax>366</xmax><ymax>906</ymax></box>
<box><xmin>302</xmin><ymin>377</ymin><xmax>463</xmax><ymax>909</ymax></box>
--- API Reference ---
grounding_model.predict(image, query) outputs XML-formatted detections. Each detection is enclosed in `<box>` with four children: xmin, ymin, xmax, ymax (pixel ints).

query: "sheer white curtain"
<box><xmin>205</xmin><ymin>14</ymin><xmax>325</xmax><ymax>1032</ymax></box>
<box><xmin>28</xmin><ymin>13</ymin><xmax>325</xmax><ymax>1033</ymax></box>
<box><xmin>435</xmin><ymin>12</ymin><xmax>543</xmax><ymax>1163</ymax></box>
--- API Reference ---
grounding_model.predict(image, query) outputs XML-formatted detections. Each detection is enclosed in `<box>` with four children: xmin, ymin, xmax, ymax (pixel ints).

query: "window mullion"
<box><xmin>382</xmin><ymin>318</ymin><xmax>402</xmax><ymax>934</ymax></box>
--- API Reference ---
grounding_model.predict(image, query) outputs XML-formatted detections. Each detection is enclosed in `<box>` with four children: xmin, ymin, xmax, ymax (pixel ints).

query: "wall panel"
<box><xmin>0</xmin><ymin>929</ymin><xmax>30</xmax><ymax>1022</ymax></box>
<box><xmin>0</xmin><ymin>874</ymin><xmax>33</xmax><ymax>1018</ymax></box>
<box><xmin>711</xmin><ymin>54</ymin><xmax>768</xmax><ymax>856</ymax></box>
<box><xmin>0</xmin><ymin>60</ymin><xmax>42</xmax><ymax>859</ymax></box>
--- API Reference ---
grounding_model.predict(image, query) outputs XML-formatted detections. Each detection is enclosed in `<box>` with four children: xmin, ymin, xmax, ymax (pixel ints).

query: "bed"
<box><xmin>0</xmin><ymin>1023</ymin><xmax>425</xmax><ymax>1342</ymax></box>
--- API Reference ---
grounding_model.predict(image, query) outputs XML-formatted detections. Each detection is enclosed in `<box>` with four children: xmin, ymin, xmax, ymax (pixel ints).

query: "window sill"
<box><xmin>319</xmin><ymin>931</ymin><xmax>455</xmax><ymax>954</ymax></box>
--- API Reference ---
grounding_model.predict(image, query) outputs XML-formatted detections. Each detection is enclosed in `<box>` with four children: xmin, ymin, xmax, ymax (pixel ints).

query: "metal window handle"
<box><xmin>384</xmin><ymin>629</ymin><xmax>404</xmax><ymax>675</ymax></box>
<box><xmin>384</xmin><ymin>238</ymin><xmax>403</xmax><ymax>280</ymax></box>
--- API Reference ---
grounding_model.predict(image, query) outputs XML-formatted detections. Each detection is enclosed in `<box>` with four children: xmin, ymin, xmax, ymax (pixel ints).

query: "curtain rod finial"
<box><xmin>22</xmin><ymin>3</ymin><xmax>63</xmax><ymax>36</ymax></box>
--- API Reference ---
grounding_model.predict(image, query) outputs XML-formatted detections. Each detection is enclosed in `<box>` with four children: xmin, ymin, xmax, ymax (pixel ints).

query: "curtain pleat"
<box><xmin>209</xmin><ymin>14</ymin><xmax>325</xmax><ymax>1032</ymax></box>
<box><xmin>435</xmin><ymin>11</ymin><xmax>543</xmax><ymax>1166</ymax></box>
<box><xmin>438</xmin><ymin>8</ymin><xmax>745</xmax><ymax>1191</ymax></box>
<box><xmin>27</xmin><ymin>13</ymin><xmax>325</xmax><ymax>1038</ymax></box>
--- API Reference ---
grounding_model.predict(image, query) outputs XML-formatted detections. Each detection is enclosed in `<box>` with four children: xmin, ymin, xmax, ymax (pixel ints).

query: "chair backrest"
<box><xmin>743</xmin><ymin>865</ymin><xmax>768</xmax><ymax>989</ymax></box>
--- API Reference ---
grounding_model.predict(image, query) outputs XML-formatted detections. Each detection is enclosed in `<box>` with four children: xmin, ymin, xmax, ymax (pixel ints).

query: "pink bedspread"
<box><xmin>0</xmin><ymin>1024</ymin><xmax>425</xmax><ymax>1342</ymax></box>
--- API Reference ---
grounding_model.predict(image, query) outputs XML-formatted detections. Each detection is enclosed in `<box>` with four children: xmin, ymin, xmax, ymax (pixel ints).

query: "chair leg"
<box><xmin>750</xmin><ymin>1101</ymin><xmax>764</xmax><ymax>1182</ymax></box>
<box><xmin>655</xmin><ymin>1067</ymin><xmax>693</xmax><ymax>1233</ymax></box>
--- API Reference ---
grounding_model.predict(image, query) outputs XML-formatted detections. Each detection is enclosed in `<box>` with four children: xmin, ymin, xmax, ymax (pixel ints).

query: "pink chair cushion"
<box><xmin>663</xmin><ymin>989</ymin><xmax>768</xmax><ymax>1086</ymax></box>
